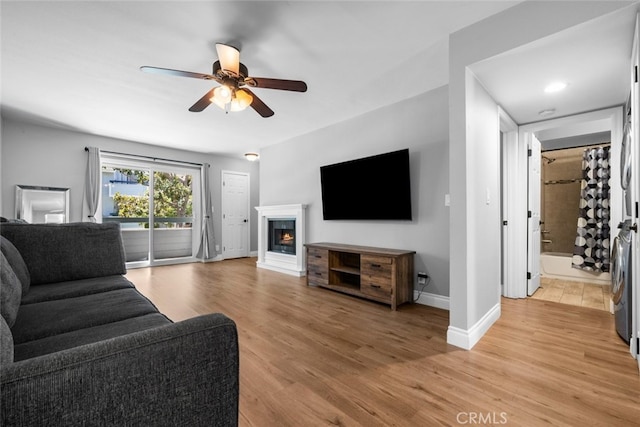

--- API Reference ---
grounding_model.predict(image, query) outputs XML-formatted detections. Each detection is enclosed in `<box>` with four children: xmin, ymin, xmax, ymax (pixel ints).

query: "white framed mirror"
<box><xmin>15</xmin><ymin>185</ymin><xmax>70</xmax><ymax>224</ymax></box>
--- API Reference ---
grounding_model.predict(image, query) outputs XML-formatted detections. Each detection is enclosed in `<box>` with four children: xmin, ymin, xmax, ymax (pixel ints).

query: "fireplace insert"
<box><xmin>268</xmin><ymin>219</ymin><xmax>296</xmax><ymax>255</ymax></box>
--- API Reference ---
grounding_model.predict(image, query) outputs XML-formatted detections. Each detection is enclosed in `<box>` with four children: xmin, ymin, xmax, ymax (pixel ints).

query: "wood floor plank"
<box><xmin>126</xmin><ymin>258</ymin><xmax>640</xmax><ymax>426</ymax></box>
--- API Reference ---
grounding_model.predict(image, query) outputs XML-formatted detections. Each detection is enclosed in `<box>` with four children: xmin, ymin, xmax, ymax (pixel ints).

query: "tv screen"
<box><xmin>320</xmin><ymin>149</ymin><xmax>412</xmax><ymax>220</ymax></box>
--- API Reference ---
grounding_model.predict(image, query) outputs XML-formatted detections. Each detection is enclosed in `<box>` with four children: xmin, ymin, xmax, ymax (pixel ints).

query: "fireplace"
<box><xmin>255</xmin><ymin>204</ymin><xmax>307</xmax><ymax>276</ymax></box>
<box><xmin>268</xmin><ymin>219</ymin><xmax>296</xmax><ymax>255</ymax></box>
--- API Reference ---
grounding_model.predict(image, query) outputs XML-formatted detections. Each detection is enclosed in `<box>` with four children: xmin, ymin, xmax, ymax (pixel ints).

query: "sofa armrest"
<box><xmin>1</xmin><ymin>314</ymin><xmax>239</xmax><ymax>427</ymax></box>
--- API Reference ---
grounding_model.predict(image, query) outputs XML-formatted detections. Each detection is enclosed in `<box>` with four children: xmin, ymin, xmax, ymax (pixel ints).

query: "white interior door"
<box><xmin>221</xmin><ymin>171</ymin><xmax>249</xmax><ymax>259</ymax></box>
<box><xmin>527</xmin><ymin>133</ymin><xmax>542</xmax><ymax>296</ymax></box>
<box><xmin>500</xmin><ymin>107</ymin><xmax>528</xmax><ymax>299</ymax></box>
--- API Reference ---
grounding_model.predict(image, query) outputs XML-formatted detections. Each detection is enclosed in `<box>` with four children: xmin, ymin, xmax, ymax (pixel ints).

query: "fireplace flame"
<box><xmin>281</xmin><ymin>233</ymin><xmax>294</xmax><ymax>242</ymax></box>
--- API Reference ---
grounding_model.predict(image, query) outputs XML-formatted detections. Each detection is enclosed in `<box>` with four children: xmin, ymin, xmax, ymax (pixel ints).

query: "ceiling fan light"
<box><xmin>212</xmin><ymin>85</ymin><xmax>231</xmax><ymax>102</ymax></box>
<box><xmin>230</xmin><ymin>90</ymin><xmax>253</xmax><ymax>112</ymax></box>
<box><xmin>210</xmin><ymin>85</ymin><xmax>233</xmax><ymax>110</ymax></box>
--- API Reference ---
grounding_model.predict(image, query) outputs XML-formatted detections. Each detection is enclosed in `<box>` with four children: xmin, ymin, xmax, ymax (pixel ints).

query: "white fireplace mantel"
<box><xmin>255</xmin><ymin>204</ymin><xmax>307</xmax><ymax>276</ymax></box>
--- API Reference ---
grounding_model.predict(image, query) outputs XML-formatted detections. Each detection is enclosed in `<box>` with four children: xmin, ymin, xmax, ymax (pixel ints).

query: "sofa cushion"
<box><xmin>21</xmin><ymin>276</ymin><xmax>135</xmax><ymax>305</ymax></box>
<box><xmin>12</xmin><ymin>288</ymin><xmax>160</xmax><ymax>344</ymax></box>
<box><xmin>0</xmin><ymin>315</ymin><xmax>14</xmax><ymax>364</ymax></box>
<box><xmin>0</xmin><ymin>236</ymin><xmax>30</xmax><ymax>296</ymax></box>
<box><xmin>13</xmin><ymin>313</ymin><xmax>172</xmax><ymax>361</ymax></box>
<box><xmin>1</xmin><ymin>253</ymin><xmax>22</xmax><ymax>327</ymax></box>
<box><xmin>0</xmin><ymin>222</ymin><xmax>126</xmax><ymax>285</ymax></box>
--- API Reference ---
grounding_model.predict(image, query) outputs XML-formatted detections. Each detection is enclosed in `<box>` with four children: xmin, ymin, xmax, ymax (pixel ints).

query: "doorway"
<box><xmin>534</xmin><ymin>142</ymin><xmax>613</xmax><ymax>311</ymax></box>
<box><xmin>221</xmin><ymin>170</ymin><xmax>250</xmax><ymax>259</ymax></box>
<box><xmin>520</xmin><ymin>108</ymin><xmax>623</xmax><ymax>303</ymax></box>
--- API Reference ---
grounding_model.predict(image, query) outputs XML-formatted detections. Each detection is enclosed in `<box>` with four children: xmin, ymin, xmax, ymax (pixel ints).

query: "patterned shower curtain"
<box><xmin>572</xmin><ymin>146</ymin><xmax>610</xmax><ymax>272</ymax></box>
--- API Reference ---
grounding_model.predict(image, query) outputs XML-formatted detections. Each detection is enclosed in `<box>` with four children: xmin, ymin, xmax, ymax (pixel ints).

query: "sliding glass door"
<box><xmin>101</xmin><ymin>157</ymin><xmax>200</xmax><ymax>267</ymax></box>
<box><xmin>151</xmin><ymin>170</ymin><xmax>194</xmax><ymax>261</ymax></box>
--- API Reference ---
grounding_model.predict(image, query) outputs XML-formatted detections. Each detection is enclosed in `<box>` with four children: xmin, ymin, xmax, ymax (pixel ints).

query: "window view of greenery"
<box><xmin>106</xmin><ymin>168</ymin><xmax>193</xmax><ymax>228</ymax></box>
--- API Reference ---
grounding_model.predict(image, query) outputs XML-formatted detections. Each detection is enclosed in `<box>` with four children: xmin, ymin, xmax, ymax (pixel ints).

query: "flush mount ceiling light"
<box><xmin>244</xmin><ymin>153</ymin><xmax>259</xmax><ymax>161</ymax></box>
<box><xmin>538</xmin><ymin>108</ymin><xmax>556</xmax><ymax>117</ymax></box>
<box><xmin>544</xmin><ymin>81</ymin><xmax>568</xmax><ymax>94</ymax></box>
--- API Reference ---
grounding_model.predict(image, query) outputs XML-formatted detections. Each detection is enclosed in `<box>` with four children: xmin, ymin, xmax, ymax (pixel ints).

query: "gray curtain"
<box><xmin>572</xmin><ymin>146</ymin><xmax>610</xmax><ymax>272</ymax></box>
<box><xmin>196</xmin><ymin>163</ymin><xmax>215</xmax><ymax>260</ymax></box>
<box><xmin>82</xmin><ymin>147</ymin><xmax>100</xmax><ymax>222</ymax></box>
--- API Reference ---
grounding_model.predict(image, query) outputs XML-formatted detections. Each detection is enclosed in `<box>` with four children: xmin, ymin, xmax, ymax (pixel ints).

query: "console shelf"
<box><xmin>305</xmin><ymin>242</ymin><xmax>415</xmax><ymax>310</ymax></box>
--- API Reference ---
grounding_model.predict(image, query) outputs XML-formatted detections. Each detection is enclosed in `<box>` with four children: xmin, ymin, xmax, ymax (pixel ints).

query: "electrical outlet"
<box><xmin>215</xmin><ymin>244</ymin><xmax>220</xmax><ymax>252</ymax></box>
<box><xmin>417</xmin><ymin>272</ymin><xmax>429</xmax><ymax>285</ymax></box>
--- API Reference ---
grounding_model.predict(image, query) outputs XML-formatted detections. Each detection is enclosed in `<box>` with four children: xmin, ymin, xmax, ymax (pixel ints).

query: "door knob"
<box><xmin>243</xmin><ymin>219</ymin><xmax>248</xmax><ymax>223</ymax></box>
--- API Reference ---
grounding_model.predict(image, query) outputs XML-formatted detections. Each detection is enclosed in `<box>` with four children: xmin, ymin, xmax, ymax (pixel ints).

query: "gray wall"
<box><xmin>259</xmin><ymin>86</ymin><xmax>450</xmax><ymax>297</ymax></box>
<box><xmin>0</xmin><ymin>117</ymin><xmax>260</xmax><ymax>256</ymax></box>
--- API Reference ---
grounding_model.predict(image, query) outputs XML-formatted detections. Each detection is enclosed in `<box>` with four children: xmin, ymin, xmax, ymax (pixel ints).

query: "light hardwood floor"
<box><xmin>126</xmin><ymin>258</ymin><xmax>639</xmax><ymax>426</ymax></box>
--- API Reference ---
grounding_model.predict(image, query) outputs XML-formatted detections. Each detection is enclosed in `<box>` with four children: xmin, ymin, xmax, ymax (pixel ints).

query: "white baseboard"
<box><xmin>200</xmin><ymin>255</ymin><xmax>223</xmax><ymax>263</ymax></box>
<box><xmin>447</xmin><ymin>302</ymin><xmax>501</xmax><ymax>350</ymax></box>
<box><xmin>413</xmin><ymin>291</ymin><xmax>450</xmax><ymax>310</ymax></box>
<box><xmin>256</xmin><ymin>261</ymin><xmax>306</xmax><ymax>277</ymax></box>
<box><xmin>249</xmin><ymin>250</ymin><xmax>258</xmax><ymax>257</ymax></box>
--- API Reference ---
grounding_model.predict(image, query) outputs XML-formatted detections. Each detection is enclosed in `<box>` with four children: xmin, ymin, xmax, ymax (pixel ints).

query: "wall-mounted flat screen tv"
<box><xmin>320</xmin><ymin>148</ymin><xmax>412</xmax><ymax>220</ymax></box>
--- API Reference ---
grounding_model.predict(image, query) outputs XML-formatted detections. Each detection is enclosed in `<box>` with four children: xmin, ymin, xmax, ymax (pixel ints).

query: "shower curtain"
<box><xmin>572</xmin><ymin>146</ymin><xmax>610</xmax><ymax>272</ymax></box>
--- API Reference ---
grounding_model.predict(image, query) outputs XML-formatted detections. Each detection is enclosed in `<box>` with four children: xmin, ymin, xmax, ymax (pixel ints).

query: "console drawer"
<box><xmin>307</xmin><ymin>247</ymin><xmax>328</xmax><ymax>268</ymax></box>
<box><xmin>307</xmin><ymin>263</ymin><xmax>328</xmax><ymax>284</ymax></box>
<box><xmin>361</xmin><ymin>277</ymin><xmax>392</xmax><ymax>299</ymax></box>
<box><xmin>361</xmin><ymin>255</ymin><xmax>393</xmax><ymax>279</ymax></box>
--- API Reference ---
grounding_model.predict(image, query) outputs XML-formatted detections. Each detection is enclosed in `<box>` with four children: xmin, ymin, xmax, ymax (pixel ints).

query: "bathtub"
<box><xmin>540</xmin><ymin>252</ymin><xmax>611</xmax><ymax>285</ymax></box>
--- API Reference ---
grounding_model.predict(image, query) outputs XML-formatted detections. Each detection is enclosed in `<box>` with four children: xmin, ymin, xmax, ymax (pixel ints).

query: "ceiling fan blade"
<box><xmin>243</xmin><ymin>89</ymin><xmax>274</xmax><ymax>117</ymax></box>
<box><xmin>215</xmin><ymin>43</ymin><xmax>240</xmax><ymax>75</ymax></box>
<box><xmin>249</xmin><ymin>77</ymin><xmax>307</xmax><ymax>92</ymax></box>
<box><xmin>189</xmin><ymin>89</ymin><xmax>215</xmax><ymax>112</ymax></box>
<box><xmin>140</xmin><ymin>66</ymin><xmax>216</xmax><ymax>81</ymax></box>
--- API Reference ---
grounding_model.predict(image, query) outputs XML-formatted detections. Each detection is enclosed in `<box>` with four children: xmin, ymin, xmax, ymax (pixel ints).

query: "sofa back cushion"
<box><xmin>1</xmin><ymin>252</ymin><xmax>22</xmax><ymax>327</ymax></box>
<box><xmin>1</xmin><ymin>235</ymin><xmax>31</xmax><ymax>296</ymax></box>
<box><xmin>0</xmin><ymin>222</ymin><xmax>127</xmax><ymax>285</ymax></box>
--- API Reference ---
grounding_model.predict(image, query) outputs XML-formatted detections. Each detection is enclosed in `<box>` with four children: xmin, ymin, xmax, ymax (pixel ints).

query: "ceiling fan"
<box><xmin>140</xmin><ymin>43</ymin><xmax>307</xmax><ymax>118</ymax></box>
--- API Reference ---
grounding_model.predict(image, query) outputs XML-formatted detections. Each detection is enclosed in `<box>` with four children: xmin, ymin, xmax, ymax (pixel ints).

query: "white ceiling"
<box><xmin>470</xmin><ymin>3</ymin><xmax>638</xmax><ymax>127</ymax></box>
<box><xmin>0</xmin><ymin>1</ymin><xmax>519</xmax><ymax>157</ymax></box>
<box><xmin>1</xmin><ymin>1</ymin><xmax>636</xmax><ymax>158</ymax></box>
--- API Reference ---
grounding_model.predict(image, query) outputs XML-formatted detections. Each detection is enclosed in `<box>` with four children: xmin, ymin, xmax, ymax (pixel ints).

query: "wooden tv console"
<box><xmin>305</xmin><ymin>242</ymin><xmax>415</xmax><ymax>310</ymax></box>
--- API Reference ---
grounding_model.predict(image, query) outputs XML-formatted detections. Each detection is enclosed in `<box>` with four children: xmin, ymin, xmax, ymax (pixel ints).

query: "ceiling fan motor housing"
<box><xmin>213</xmin><ymin>60</ymin><xmax>249</xmax><ymax>83</ymax></box>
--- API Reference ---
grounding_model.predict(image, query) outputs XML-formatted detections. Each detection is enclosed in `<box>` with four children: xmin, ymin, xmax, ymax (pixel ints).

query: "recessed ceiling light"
<box><xmin>539</xmin><ymin>109</ymin><xmax>556</xmax><ymax>117</ymax></box>
<box><xmin>544</xmin><ymin>82</ymin><xmax>568</xmax><ymax>93</ymax></box>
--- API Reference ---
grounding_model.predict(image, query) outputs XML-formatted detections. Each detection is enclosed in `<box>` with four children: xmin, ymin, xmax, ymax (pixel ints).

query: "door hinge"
<box><xmin>527</xmin><ymin>272</ymin><xmax>532</xmax><ymax>280</ymax></box>
<box><xmin>635</xmin><ymin>65</ymin><xmax>638</xmax><ymax>83</ymax></box>
<box><xmin>636</xmin><ymin>202</ymin><xmax>639</xmax><ymax>219</ymax></box>
<box><xmin>502</xmin><ymin>220</ymin><xmax>508</xmax><ymax>226</ymax></box>
<box><xmin>527</xmin><ymin>210</ymin><xmax>532</xmax><ymax>218</ymax></box>
<box><xmin>527</xmin><ymin>148</ymin><xmax>532</xmax><ymax>157</ymax></box>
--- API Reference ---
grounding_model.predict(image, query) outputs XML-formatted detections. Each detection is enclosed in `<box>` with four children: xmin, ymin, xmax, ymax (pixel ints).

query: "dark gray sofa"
<box><xmin>0</xmin><ymin>222</ymin><xmax>239</xmax><ymax>426</ymax></box>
